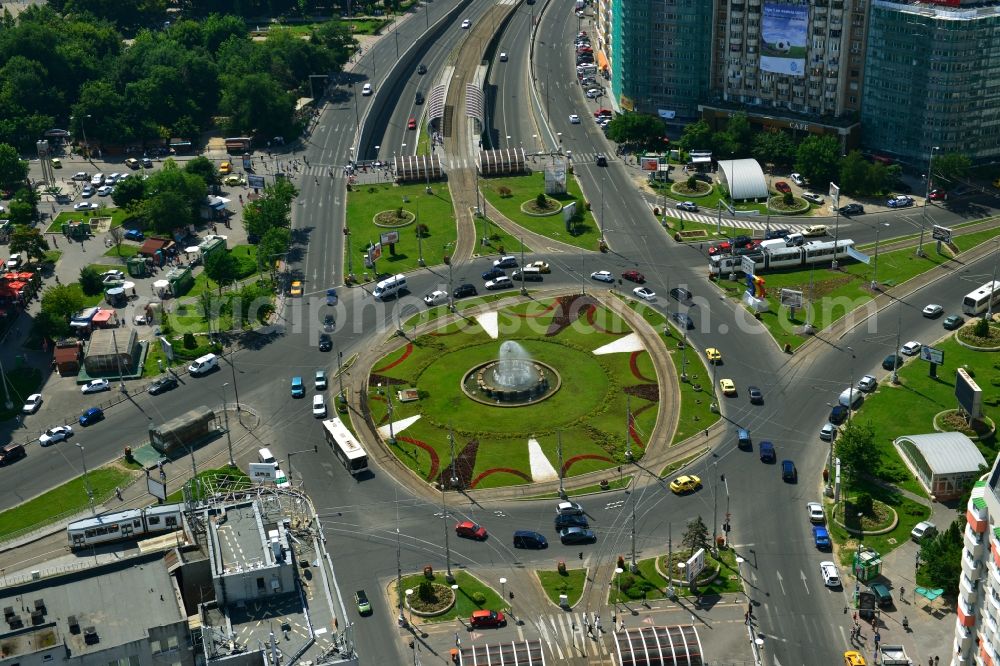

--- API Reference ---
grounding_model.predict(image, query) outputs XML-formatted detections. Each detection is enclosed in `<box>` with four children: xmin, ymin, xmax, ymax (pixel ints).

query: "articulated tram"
<box><xmin>67</xmin><ymin>503</ymin><xmax>184</xmax><ymax>549</ymax></box>
<box><xmin>709</xmin><ymin>239</ymin><xmax>856</xmax><ymax>275</ymax></box>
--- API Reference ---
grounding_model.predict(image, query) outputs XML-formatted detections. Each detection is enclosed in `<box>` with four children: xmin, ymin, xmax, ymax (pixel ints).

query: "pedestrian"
<box><xmin>619</xmin><ymin>619</ymin><xmax>625</xmax><ymax>632</ymax></box>
<box><xmin>744</xmin><ymin>611</ymin><xmax>750</xmax><ymax>625</ymax></box>
<box><xmin>578</xmin><ymin>551</ymin><xmax>583</xmax><ymax>560</ymax></box>
<box><xmin>115</xmin><ymin>486</ymin><xmax>122</xmax><ymax>500</ymax></box>
<box><xmin>853</xmin><ymin>611</ymin><xmax>858</xmax><ymax>623</ymax></box>
<box><xmin>935</xmin><ymin>658</ymin><xmax>939</xmax><ymax>665</ymax></box>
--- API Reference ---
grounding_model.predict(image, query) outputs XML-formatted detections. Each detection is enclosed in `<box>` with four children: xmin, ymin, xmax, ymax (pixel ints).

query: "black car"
<box><xmin>555</xmin><ymin>514</ymin><xmax>589</xmax><ymax>530</ymax></box>
<box><xmin>764</xmin><ymin>228</ymin><xmax>790</xmax><ymax>240</ymax></box>
<box><xmin>943</xmin><ymin>314</ymin><xmax>965</xmax><ymax>330</ymax></box>
<box><xmin>454</xmin><ymin>283</ymin><xmax>478</xmax><ymax>298</ymax></box>
<box><xmin>838</xmin><ymin>203</ymin><xmax>865</xmax><ymax>216</ymax></box>
<box><xmin>747</xmin><ymin>386</ymin><xmax>763</xmax><ymax>404</ymax></box>
<box><xmin>781</xmin><ymin>459</ymin><xmax>797</xmax><ymax>483</ymax></box>
<box><xmin>731</xmin><ymin>235</ymin><xmax>752</xmax><ymax>248</ymax></box>
<box><xmin>596</xmin><ymin>153</ymin><xmax>607</xmax><ymax>166</ymax></box>
<box><xmin>559</xmin><ymin>527</ymin><xmax>596</xmax><ymax>545</ymax></box>
<box><xmin>482</xmin><ymin>267</ymin><xmax>505</xmax><ymax>280</ymax></box>
<box><xmin>319</xmin><ymin>333</ymin><xmax>333</xmax><ymax>351</ymax></box>
<box><xmin>882</xmin><ymin>354</ymin><xmax>903</xmax><ymax>370</ymax></box>
<box><xmin>417</xmin><ymin>63</ymin><xmax>427</xmax><ymax>75</ymax></box>
<box><xmin>415</xmin><ymin>91</ymin><xmax>424</xmax><ymax>105</ymax></box>
<box><xmin>829</xmin><ymin>404</ymin><xmax>849</xmax><ymax>425</ymax></box>
<box><xmin>141</xmin><ymin>157</ymin><xmax>153</xmax><ymax>168</ymax></box>
<box><xmin>669</xmin><ymin>287</ymin><xmax>692</xmax><ymax>303</ymax></box>
<box><xmin>672</xmin><ymin>312</ymin><xmax>694</xmax><ymax>329</ymax></box>
<box><xmin>147</xmin><ymin>375</ymin><xmax>178</xmax><ymax>395</ymax></box>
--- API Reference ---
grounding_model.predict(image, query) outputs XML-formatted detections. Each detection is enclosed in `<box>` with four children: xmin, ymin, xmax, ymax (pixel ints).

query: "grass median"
<box><xmin>537</xmin><ymin>568</ymin><xmax>587</xmax><ymax>607</ymax></box>
<box><xmin>396</xmin><ymin>570</ymin><xmax>507</xmax><ymax>624</ymax></box>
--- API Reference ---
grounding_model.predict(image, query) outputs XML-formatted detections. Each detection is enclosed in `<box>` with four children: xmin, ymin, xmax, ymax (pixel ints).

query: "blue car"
<box><xmin>326</xmin><ymin>288</ymin><xmax>338</xmax><ymax>305</ymax></box>
<box><xmin>812</xmin><ymin>525</ymin><xmax>831</xmax><ymax>550</ymax></box>
<box><xmin>123</xmin><ymin>229</ymin><xmax>144</xmax><ymax>241</ymax></box>
<box><xmin>886</xmin><ymin>195</ymin><xmax>914</xmax><ymax>208</ymax></box>
<box><xmin>482</xmin><ymin>267</ymin><xmax>505</xmax><ymax>281</ymax></box>
<box><xmin>291</xmin><ymin>376</ymin><xmax>304</xmax><ymax>398</ymax></box>
<box><xmin>79</xmin><ymin>407</ymin><xmax>104</xmax><ymax>426</ymax></box>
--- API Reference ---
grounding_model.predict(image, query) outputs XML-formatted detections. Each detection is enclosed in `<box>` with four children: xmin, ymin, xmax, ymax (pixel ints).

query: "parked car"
<box><xmin>141</xmin><ymin>157</ymin><xmax>153</xmax><ymax>168</ymax></box>
<box><xmin>829</xmin><ymin>404</ymin><xmax>849</xmax><ymax>425</ymax></box>
<box><xmin>22</xmin><ymin>393</ymin><xmax>42</xmax><ymax>414</ymax></box>
<box><xmin>39</xmin><ymin>425</ymin><xmax>73</xmax><ymax>446</ymax></box>
<box><xmin>147</xmin><ymin>376</ymin><xmax>178</xmax><ymax>395</ymax></box>
<box><xmin>882</xmin><ymin>354</ymin><xmax>903</xmax><ymax>370</ymax></box>
<box><xmin>455</xmin><ymin>521</ymin><xmax>488</xmax><ymax>540</ymax></box>
<box><xmin>774</xmin><ymin>181</ymin><xmax>791</xmax><ymax>194</ymax></box>
<box><xmin>81</xmin><ymin>379</ymin><xmax>111</xmax><ymax>394</ymax></box>
<box><xmin>837</xmin><ymin>203</ymin><xmax>865</xmax><ymax>215</ymax></box>
<box><xmin>622</xmin><ymin>270</ymin><xmax>645</xmax><ymax>283</ymax></box>
<box><xmin>454</xmin><ymin>283</ymin><xmax>478</xmax><ymax>298</ymax></box>
<box><xmin>900</xmin><ymin>340</ymin><xmax>921</xmax><ymax>356</ymax></box>
<box><xmin>123</xmin><ymin>229</ymin><xmax>144</xmax><ymax>241</ymax></box>
<box><xmin>802</xmin><ymin>192</ymin><xmax>823</xmax><ymax>204</ymax></box>
<box><xmin>79</xmin><ymin>407</ymin><xmax>104</xmax><ymax>426</ymax></box>
<box><xmin>72</xmin><ymin>171</ymin><xmax>89</xmax><ymax>181</ymax></box>
<box><xmin>74</xmin><ymin>202</ymin><xmax>98</xmax><ymax>211</ymax></box>
<box><xmin>857</xmin><ymin>375</ymin><xmax>878</xmax><ymax>393</ymax></box>
<box><xmin>911</xmin><ymin>520</ymin><xmax>937</xmax><ymax>542</ymax></box>
<box><xmin>482</xmin><ymin>267</ymin><xmax>505</xmax><ymax>280</ymax></box>
<box><xmin>870</xmin><ymin>582</ymin><xmax>893</xmax><ymax>608</ymax></box>
<box><xmin>424</xmin><ymin>290</ymin><xmax>448</xmax><ymax>306</ymax></box>
<box><xmin>789</xmin><ymin>173</ymin><xmax>805</xmax><ymax>186</ymax></box>
<box><xmin>494</xmin><ymin>255</ymin><xmax>518</xmax><ymax>268</ymax></box>
<box><xmin>922</xmin><ymin>304</ymin><xmax>943</xmax><ymax>318</ymax></box>
<box><xmin>820</xmin><ymin>423</ymin><xmax>837</xmax><ymax>441</ymax></box>
<box><xmin>125</xmin><ymin>158</ymin><xmax>140</xmax><ymax>169</ymax></box>
<box><xmin>559</xmin><ymin>526</ymin><xmax>596</xmax><ymax>544</ymax></box>
<box><xmin>887</xmin><ymin>195</ymin><xmax>914</xmax><ymax>208</ymax></box>
<box><xmin>820</xmin><ymin>561</ymin><xmax>841</xmax><ymax>588</ymax></box>
<box><xmin>812</xmin><ymin>525</ymin><xmax>831</xmax><ymax>549</ymax></box>
<box><xmin>806</xmin><ymin>502</ymin><xmax>825</xmax><ymax>523</ymax></box>
<box><xmin>929</xmin><ymin>188</ymin><xmax>948</xmax><ymax>201</ymax></box>
<box><xmin>485</xmin><ymin>276</ymin><xmax>513</xmax><ymax>290</ymax></box>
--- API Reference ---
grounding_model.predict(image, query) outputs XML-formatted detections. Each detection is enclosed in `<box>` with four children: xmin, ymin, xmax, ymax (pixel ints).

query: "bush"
<box><xmin>854</xmin><ymin>492</ymin><xmax>874</xmax><ymax>516</ymax></box>
<box><xmin>79</xmin><ymin>266</ymin><xmax>104</xmax><ymax>296</ymax></box>
<box><xmin>498</xmin><ymin>186</ymin><xmax>511</xmax><ymax>198</ymax></box>
<box><xmin>782</xmin><ymin>192</ymin><xmax>794</xmax><ymax>206</ymax></box>
<box><xmin>416</xmin><ymin>223</ymin><xmax>429</xmax><ymax>238</ymax></box>
<box><xmin>686</xmin><ymin>175</ymin><xmax>697</xmax><ymax>189</ymax></box>
<box><xmin>974</xmin><ymin>317</ymin><xmax>990</xmax><ymax>338</ymax></box>
<box><xmin>418</xmin><ymin>580</ymin><xmax>435</xmax><ymax>603</ymax></box>
<box><xmin>182</xmin><ymin>332</ymin><xmax>197</xmax><ymax>349</ymax></box>
<box><xmin>472</xmin><ymin>591</ymin><xmax>486</xmax><ymax>605</ymax></box>
<box><xmin>535</xmin><ymin>193</ymin><xmax>548</xmax><ymax>209</ymax></box>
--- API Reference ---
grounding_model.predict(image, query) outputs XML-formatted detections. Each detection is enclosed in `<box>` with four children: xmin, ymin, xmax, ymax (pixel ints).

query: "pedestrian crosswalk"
<box><xmin>656</xmin><ymin>205</ymin><xmax>808</xmax><ymax>233</ymax></box>
<box><xmin>530</xmin><ymin>611</ymin><xmax>615</xmax><ymax>658</ymax></box>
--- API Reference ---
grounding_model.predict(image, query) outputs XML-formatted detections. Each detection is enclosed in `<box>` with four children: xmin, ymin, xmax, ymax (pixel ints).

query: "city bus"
<box><xmin>962</xmin><ymin>281</ymin><xmax>1000</xmax><ymax>316</ymax></box>
<box><xmin>322</xmin><ymin>417</ymin><xmax>369</xmax><ymax>476</ymax></box>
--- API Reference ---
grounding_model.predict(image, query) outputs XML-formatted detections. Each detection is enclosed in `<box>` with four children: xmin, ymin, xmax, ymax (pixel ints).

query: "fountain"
<box><xmin>462</xmin><ymin>341</ymin><xmax>561</xmax><ymax>407</ymax></box>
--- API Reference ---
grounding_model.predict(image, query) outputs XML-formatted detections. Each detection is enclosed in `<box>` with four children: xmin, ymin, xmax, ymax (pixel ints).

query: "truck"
<box><xmin>878</xmin><ymin>644</ymin><xmax>912</xmax><ymax>665</ymax></box>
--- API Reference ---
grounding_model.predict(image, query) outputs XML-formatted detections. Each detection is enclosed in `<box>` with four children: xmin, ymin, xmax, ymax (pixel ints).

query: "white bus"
<box><xmin>322</xmin><ymin>417</ymin><xmax>369</xmax><ymax>476</ymax></box>
<box><xmin>962</xmin><ymin>281</ymin><xmax>1000</xmax><ymax>316</ymax></box>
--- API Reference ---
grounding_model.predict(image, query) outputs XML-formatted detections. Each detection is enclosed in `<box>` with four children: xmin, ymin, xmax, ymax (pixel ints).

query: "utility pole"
<box><xmin>624</xmin><ymin>395</ymin><xmax>633</xmax><ymax>460</ymax></box>
<box><xmin>630</xmin><ymin>486</ymin><xmax>637</xmax><ymax>572</ymax></box>
<box><xmin>76</xmin><ymin>444</ymin><xmax>95</xmax><ymax>515</ymax></box>
<box><xmin>396</xmin><ymin>527</ymin><xmax>405</xmax><ymax>627</ymax></box>
<box><xmin>449</xmin><ymin>426</ymin><xmax>458</xmax><ymax>489</ymax></box>
<box><xmin>871</xmin><ymin>226</ymin><xmax>881</xmax><ymax>290</ymax></box>
<box><xmin>557</xmin><ymin>433</ymin><xmax>566</xmax><ymax>499</ymax></box>
<box><xmin>988</xmin><ymin>242</ymin><xmax>1000</xmax><ymax>321</ymax></box>
<box><xmin>416</xmin><ymin>197</ymin><xmax>424</xmax><ymax>266</ymax></box>
<box><xmin>712</xmin><ymin>461</ymin><xmax>718</xmax><ymax>555</ymax></box>
<box><xmin>442</xmin><ymin>485</ymin><xmax>454</xmax><ymax>582</ymax></box>
<box><xmin>221</xmin><ymin>382</ymin><xmax>234</xmax><ymax>467</ymax></box>
<box><xmin>337</xmin><ymin>350</ymin><xmax>345</xmax><ymax>404</ymax></box>
<box><xmin>520</xmin><ymin>236</ymin><xmax>527</xmax><ymax>295</ymax></box>
<box><xmin>892</xmin><ymin>300</ymin><xmax>903</xmax><ymax>385</ymax></box>
<box><xmin>918</xmin><ymin>146</ymin><xmax>939</xmax><ymax>257</ymax></box>
<box><xmin>386</xmin><ymin>389</ymin><xmax>396</xmax><ymax>445</ymax></box>
<box><xmin>665</xmin><ymin>524</ymin><xmax>675</xmax><ymax>598</ymax></box>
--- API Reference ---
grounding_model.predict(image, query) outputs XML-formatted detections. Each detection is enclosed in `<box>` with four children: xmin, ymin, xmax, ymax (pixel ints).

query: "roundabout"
<box><xmin>360</xmin><ymin>293</ymin><xmax>675</xmax><ymax>490</ymax></box>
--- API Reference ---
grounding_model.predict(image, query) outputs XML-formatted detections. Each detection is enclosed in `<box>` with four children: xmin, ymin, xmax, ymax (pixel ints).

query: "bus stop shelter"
<box><xmin>613</xmin><ymin>624</ymin><xmax>704</xmax><ymax>666</ymax></box>
<box><xmin>458</xmin><ymin>639</ymin><xmax>544</xmax><ymax>665</ymax></box>
<box><xmin>479</xmin><ymin>147</ymin><xmax>527</xmax><ymax>176</ymax></box>
<box><xmin>393</xmin><ymin>154</ymin><xmax>443</xmax><ymax>182</ymax></box>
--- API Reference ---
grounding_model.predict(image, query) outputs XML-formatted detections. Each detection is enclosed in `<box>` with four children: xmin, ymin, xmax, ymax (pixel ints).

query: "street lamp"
<box><xmin>405</xmin><ymin>588</ymin><xmax>414</xmax><ymax>626</ymax></box>
<box><xmin>918</xmin><ymin>146</ymin><xmax>940</xmax><ymax>257</ymax></box>
<box><xmin>219</xmin><ymin>382</ymin><xmax>234</xmax><ymax>467</ymax></box>
<box><xmin>614</xmin><ymin>567</ymin><xmax>623</xmax><ymax>614</ymax></box>
<box><xmin>72</xmin><ymin>114</ymin><xmax>92</xmax><ymax>162</ymax></box>
<box><xmin>500</xmin><ymin>577</ymin><xmax>507</xmax><ymax>600</ymax></box>
<box><xmin>76</xmin><ymin>443</ymin><xmax>95</xmax><ymax>515</ymax></box>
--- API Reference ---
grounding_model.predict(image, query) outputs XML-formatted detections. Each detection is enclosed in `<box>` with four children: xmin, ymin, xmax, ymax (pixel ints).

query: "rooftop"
<box><xmin>213</xmin><ymin>504</ymin><xmax>269</xmax><ymax>573</ymax></box>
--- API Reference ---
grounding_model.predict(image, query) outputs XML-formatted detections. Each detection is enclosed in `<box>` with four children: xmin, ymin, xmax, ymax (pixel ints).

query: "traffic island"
<box><xmin>390</xmin><ymin>570</ymin><xmax>507</xmax><ymax>625</ymax></box>
<box><xmin>537</xmin><ymin>566</ymin><xmax>587</xmax><ymax>609</ymax></box>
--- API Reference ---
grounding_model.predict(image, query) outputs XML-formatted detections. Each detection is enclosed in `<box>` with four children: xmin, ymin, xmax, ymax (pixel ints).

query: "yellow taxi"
<box><xmin>669</xmin><ymin>475</ymin><xmax>701</xmax><ymax>494</ymax></box>
<box><xmin>843</xmin><ymin>651</ymin><xmax>866</xmax><ymax>666</ymax></box>
<box><xmin>719</xmin><ymin>378</ymin><xmax>736</xmax><ymax>396</ymax></box>
<box><xmin>223</xmin><ymin>174</ymin><xmax>243</xmax><ymax>186</ymax></box>
<box><xmin>219</xmin><ymin>161</ymin><xmax>232</xmax><ymax>175</ymax></box>
<box><xmin>705</xmin><ymin>347</ymin><xmax>722</xmax><ymax>364</ymax></box>
<box><xmin>51</xmin><ymin>158</ymin><xmax>62</xmax><ymax>168</ymax></box>
<box><xmin>528</xmin><ymin>261</ymin><xmax>551</xmax><ymax>273</ymax></box>
<box><xmin>290</xmin><ymin>280</ymin><xmax>302</xmax><ymax>297</ymax></box>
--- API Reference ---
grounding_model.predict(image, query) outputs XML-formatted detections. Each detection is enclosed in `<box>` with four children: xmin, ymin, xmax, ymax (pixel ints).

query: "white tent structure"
<box><xmin>717</xmin><ymin>158</ymin><xmax>769</xmax><ymax>200</ymax></box>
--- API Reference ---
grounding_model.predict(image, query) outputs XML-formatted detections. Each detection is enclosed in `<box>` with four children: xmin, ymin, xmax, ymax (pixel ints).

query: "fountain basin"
<box><xmin>462</xmin><ymin>359</ymin><xmax>562</xmax><ymax>407</ymax></box>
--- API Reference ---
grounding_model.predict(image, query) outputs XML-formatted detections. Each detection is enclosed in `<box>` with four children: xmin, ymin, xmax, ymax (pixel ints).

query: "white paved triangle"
<box><xmin>528</xmin><ymin>438</ymin><xmax>558</xmax><ymax>481</ymax></box>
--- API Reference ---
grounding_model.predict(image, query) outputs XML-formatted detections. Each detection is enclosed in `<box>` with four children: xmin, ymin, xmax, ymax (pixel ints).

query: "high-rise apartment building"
<box><xmin>954</xmin><ymin>470</ymin><xmax>1000</xmax><ymax>664</ymax></box>
<box><xmin>861</xmin><ymin>0</ymin><xmax>1000</xmax><ymax>168</ymax></box>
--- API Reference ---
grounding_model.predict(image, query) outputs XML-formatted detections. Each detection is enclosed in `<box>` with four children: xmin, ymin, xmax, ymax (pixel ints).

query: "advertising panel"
<box><xmin>920</xmin><ymin>345</ymin><xmax>944</xmax><ymax>365</ymax></box>
<box><xmin>247</xmin><ymin>174</ymin><xmax>265</xmax><ymax>189</ymax></box>
<box><xmin>641</xmin><ymin>157</ymin><xmax>660</xmax><ymax>172</ymax></box>
<box><xmin>380</xmin><ymin>231</ymin><xmax>399</xmax><ymax>245</ymax></box>
<box><xmin>932</xmin><ymin>225</ymin><xmax>952</xmax><ymax>243</ymax></box>
<box><xmin>761</xmin><ymin>3</ymin><xmax>808</xmax><ymax>76</ymax></box>
<box><xmin>544</xmin><ymin>159</ymin><xmax>568</xmax><ymax>195</ymax></box>
<box><xmin>685</xmin><ymin>548</ymin><xmax>706</xmax><ymax>584</ymax></box>
<box><xmin>779</xmin><ymin>288</ymin><xmax>803</xmax><ymax>308</ymax></box>
<box><xmin>956</xmin><ymin>368</ymin><xmax>983</xmax><ymax>419</ymax></box>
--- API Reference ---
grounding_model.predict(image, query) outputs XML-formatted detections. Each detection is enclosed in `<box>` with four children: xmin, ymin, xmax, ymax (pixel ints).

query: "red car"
<box><xmin>621</xmin><ymin>270</ymin><xmax>645</xmax><ymax>283</ymax></box>
<box><xmin>593</xmin><ymin>108</ymin><xmax>613</xmax><ymax>119</ymax></box>
<box><xmin>774</xmin><ymin>181</ymin><xmax>791</xmax><ymax>194</ymax></box>
<box><xmin>470</xmin><ymin>610</ymin><xmax>506</xmax><ymax>628</ymax></box>
<box><xmin>929</xmin><ymin>189</ymin><xmax>947</xmax><ymax>201</ymax></box>
<box><xmin>407</xmin><ymin>116</ymin><xmax>417</xmax><ymax>130</ymax></box>
<box><xmin>455</xmin><ymin>520</ymin><xmax>488</xmax><ymax>540</ymax></box>
<box><xmin>707</xmin><ymin>242</ymin><xmax>731</xmax><ymax>256</ymax></box>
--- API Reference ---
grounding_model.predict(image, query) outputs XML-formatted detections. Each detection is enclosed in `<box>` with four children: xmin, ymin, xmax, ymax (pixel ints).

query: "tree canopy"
<box><xmin>605</xmin><ymin>113</ymin><xmax>669</xmax><ymax>152</ymax></box>
<box><xmin>834</xmin><ymin>421</ymin><xmax>880</xmax><ymax>485</ymax></box>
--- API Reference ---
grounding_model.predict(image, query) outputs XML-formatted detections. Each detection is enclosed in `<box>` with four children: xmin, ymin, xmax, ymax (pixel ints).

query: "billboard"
<box><xmin>920</xmin><ymin>345</ymin><xmax>944</xmax><ymax>365</ymax></box>
<box><xmin>249</xmin><ymin>462</ymin><xmax>278</xmax><ymax>483</ymax></box>
<box><xmin>247</xmin><ymin>174</ymin><xmax>265</xmax><ymax>189</ymax></box>
<box><xmin>780</xmin><ymin>288</ymin><xmax>803</xmax><ymax>308</ymax></box>
<box><xmin>544</xmin><ymin>159</ymin><xmax>567</xmax><ymax>195</ymax></box>
<box><xmin>380</xmin><ymin>231</ymin><xmax>399</xmax><ymax>245</ymax></box>
<box><xmin>956</xmin><ymin>368</ymin><xmax>983</xmax><ymax>419</ymax></box>
<box><xmin>685</xmin><ymin>548</ymin><xmax>705</xmax><ymax>584</ymax></box>
<box><xmin>761</xmin><ymin>3</ymin><xmax>808</xmax><ymax>76</ymax></box>
<box><xmin>641</xmin><ymin>157</ymin><xmax>660</xmax><ymax>172</ymax></box>
<box><xmin>932</xmin><ymin>225</ymin><xmax>952</xmax><ymax>243</ymax></box>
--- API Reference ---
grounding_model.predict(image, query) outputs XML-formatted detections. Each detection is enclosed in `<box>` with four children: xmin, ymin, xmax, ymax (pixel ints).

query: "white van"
<box><xmin>839</xmin><ymin>387</ymin><xmax>864</xmax><ymax>410</ymax></box>
<box><xmin>373</xmin><ymin>274</ymin><xmax>407</xmax><ymax>301</ymax></box>
<box><xmin>759</xmin><ymin>239</ymin><xmax>787</xmax><ymax>251</ymax></box>
<box><xmin>784</xmin><ymin>232</ymin><xmax>805</xmax><ymax>247</ymax></box>
<box><xmin>188</xmin><ymin>353</ymin><xmax>219</xmax><ymax>376</ymax></box>
<box><xmin>258</xmin><ymin>447</ymin><xmax>277</xmax><ymax>467</ymax></box>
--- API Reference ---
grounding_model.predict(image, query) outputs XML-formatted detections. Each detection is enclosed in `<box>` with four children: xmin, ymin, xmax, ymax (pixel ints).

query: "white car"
<box><xmin>586</xmin><ymin>88</ymin><xmax>603</xmax><ymax>99</ymax></box>
<box><xmin>900</xmin><ymin>340</ymin><xmax>921</xmax><ymax>356</ymax></box>
<box><xmin>806</xmin><ymin>502</ymin><xmax>825</xmax><ymax>523</ymax></box>
<box><xmin>423</xmin><ymin>290</ymin><xmax>448</xmax><ymax>306</ymax></box>
<box><xmin>73</xmin><ymin>202</ymin><xmax>98</xmax><ymax>211</ymax></box>
<box><xmin>72</xmin><ymin>171</ymin><xmax>89</xmax><ymax>181</ymax></box>
<box><xmin>39</xmin><ymin>425</ymin><xmax>73</xmax><ymax>446</ymax></box>
<box><xmin>312</xmin><ymin>394</ymin><xmax>327</xmax><ymax>418</ymax></box>
<box><xmin>81</xmin><ymin>379</ymin><xmax>111</xmax><ymax>394</ymax></box>
<box><xmin>499</xmin><ymin>52</ymin><xmax>508</xmax><ymax>62</ymax></box>
<box><xmin>485</xmin><ymin>276</ymin><xmax>513</xmax><ymax>290</ymax></box>
<box><xmin>820</xmin><ymin>561</ymin><xmax>841</xmax><ymax>588</ymax></box>
<box><xmin>6</xmin><ymin>253</ymin><xmax>21</xmax><ymax>269</ymax></box>
<box><xmin>911</xmin><ymin>520</ymin><xmax>937</xmax><ymax>542</ymax></box>
<box><xmin>102</xmin><ymin>270</ymin><xmax>125</xmax><ymax>283</ymax></box>
<box><xmin>108</xmin><ymin>172</ymin><xmax>122</xmax><ymax>183</ymax></box>
<box><xmin>81</xmin><ymin>185</ymin><xmax>94</xmax><ymax>197</ymax></box>
<box><xmin>802</xmin><ymin>192</ymin><xmax>823</xmax><ymax>204</ymax></box>
<box><xmin>590</xmin><ymin>270</ymin><xmax>614</xmax><ymax>283</ymax></box>
<box><xmin>22</xmin><ymin>393</ymin><xmax>42</xmax><ymax>414</ymax></box>
<box><xmin>857</xmin><ymin>375</ymin><xmax>878</xmax><ymax>393</ymax></box>
<box><xmin>790</xmin><ymin>172</ymin><xmax>805</xmax><ymax>186</ymax></box>
<box><xmin>97</xmin><ymin>185</ymin><xmax>113</xmax><ymax>196</ymax></box>
<box><xmin>461</xmin><ymin>18</ymin><xmax>471</xmax><ymax>28</ymax></box>
<box><xmin>633</xmin><ymin>286</ymin><xmax>656</xmax><ymax>302</ymax></box>
<box><xmin>556</xmin><ymin>501</ymin><xmax>584</xmax><ymax>515</ymax></box>
<box><xmin>922</xmin><ymin>304</ymin><xmax>943</xmax><ymax>318</ymax></box>
<box><xmin>569</xmin><ymin>113</ymin><xmax>581</xmax><ymax>124</ymax></box>
<box><xmin>90</xmin><ymin>173</ymin><xmax>104</xmax><ymax>186</ymax></box>
<box><xmin>361</xmin><ymin>83</ymin><xmax>372</xmax><ymax>96</ymax></box>
<box><xmin>820</xmin><ymin>423</ymin><xmax>837</xmax><ymax>441</ymax></box>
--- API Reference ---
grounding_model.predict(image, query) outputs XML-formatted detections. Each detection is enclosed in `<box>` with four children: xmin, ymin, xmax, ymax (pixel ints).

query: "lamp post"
<box><xmin>846</xmin><ymin>346</ymin><xmax>855</xmax><ymax>423</ymax></box>
<box><xmin>337</xmin><ymin>350</ymin><xmax>346</xmax><ymax>404</ymax></box>
<box><xmin>614</xmin><ymin>567</ymin><xmax>623</xmax><ymax>615</ymax></box>
<box><xmin>220</xmin><ymin>382</ymin><xmax>234</xmax><ymax>467</ymax></box>
<box><xmin>441</xmin><ymin>486</ymin><xmax>454</xmax><ymax>583</ymax></box>
<box><xmin>76</xmin><ymin>443</ymin><xmax>95</xmax><ymax>515</ymax></box>
<box><xmin>73</xmin><ymin>114</ymin><xmax>92</xmax><ymax>162</ymax></box>
<box><xmin>918</xmin><ymin>146</ymin><xmax>940</xmax><ymax>258</ymax></box>
<box><xmin>987</xmin><ymin>238</ymin><xmax>1000</xmax><ymax>322</ymax></box>
<box><xmin>405</xmin><ymin>589</ymin><xmax>414</xmax><ymax>626</ymax></box>
<box><xmin>519</xmin><ymin>236</ymin><xmax>527</xmax><ymax>296</ymax></box>
<box><xmin>500</xmin><ymin>577</ymin><xmax>507</xmax><ymax>601</ymax></box>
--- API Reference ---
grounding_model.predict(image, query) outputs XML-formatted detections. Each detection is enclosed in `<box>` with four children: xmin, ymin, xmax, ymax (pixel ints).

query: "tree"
<box><xmin>107</xmin><ymin>225</ymin><xmax>124</xmax><ymax>256</ymax></box>
<box><xmin>79</xmin><ymin>265</ymin><xmax>104</xmax><ymax>296</ymax></box>
<box><xmin>184</xmin><ymin>155</ymin><xmax>219</xmax><ymax>189</ymax></box>
<box><xmin>681</xmin><ymin>515</ymin><xmax>710</xmax><ymax>553</ymax></box>
<box><xmin>751</xmin><ymin>129</ymin><xmax>796</xmax><ymax>169</ymax></box>
<box><xmin>919</xmin><ymin>518</ymin><xmax>964</xmax><ymax>597</ymax></box>
<box><xmin>111</xmin><ymin>173</ymin><xmax>145</xmax><ymax>208</ymax></box>
<box><xmin>713</xmin><ymin>112</ymin><xmax>752</xmax><ymax>158</ymax></box>
<box><xmin>144</xmin><ymin>190</ymin><xmax>192</xmax><ymax>234</ymax></box>
<box><xmin>258</xmin><ymin>226</ymin><xmax>290</xmax><ymax>274</ymax></box>
<box><xmin>932</xmin><ymin>152</ymin><xmax>971</xmax><ymax>190</ymax></box>
<box><xmin>204</xmin><ymin>250</ymin><xmax>240</xmax><ymax>293</ymax></box>
<box><xmin>794</xmin><ymin>135</ymin><xmax>841</xmax><ymax>187</ymax></box>
<box><xmin>677</xmin><ymin>119</ymin><xmax>712</xmax><ymax>154</ymax></box>
<box><xmin>834</xmin><ymin>421</ymin><xmax>880</xmax><ymax>485</ymax></box>
<box><xmin>838</xmin><ymin>151</ymin><xmax>870</xmax><ymax>195</ymax></box>
<box><xmin>40</xmin><ymin>283</ymin><xmax>85</xmax><ymax>336</ymax></box>
<box><xmin>218</xmin><ymin>72</ymin><xmax>294</xmax><ymax>137</ymax></box>
<box><xmin>8</xmin><ymin>226</ymin><xmax>49</xmax><ymax>264</ymax></box>
<box><xmin>605</xmin><ymin>113</ymin><xmax>666</xmax><ymax>151</ymax></box>
<box><xmin>0</xmin><ymin>143</ymin><xmax>28</xmax><ymax>190</ymax></box>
